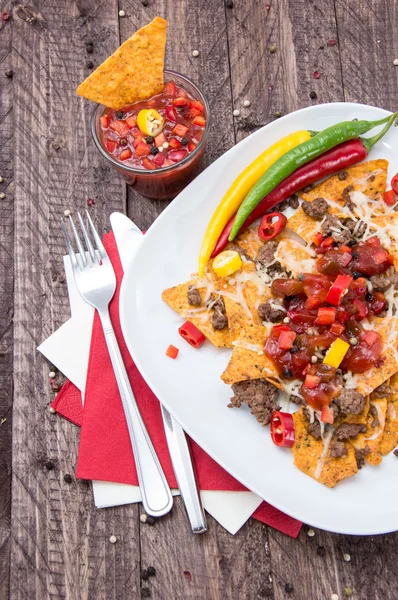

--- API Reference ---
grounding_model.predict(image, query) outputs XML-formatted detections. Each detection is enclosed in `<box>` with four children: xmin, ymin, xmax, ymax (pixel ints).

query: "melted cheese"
<box><xmin>231</xmin><ymin>340</ymin><xmax>263</xmax><ymax>352</ymax></box>
<box><xmin>314</xmin><ymin>426</ymin><xmax>335</xmax><ymax>480</ymax></box>
<box><xmin>364</xmin><ymin>402</ymin><xmax>386</xmax><ymax>441</ymax></box>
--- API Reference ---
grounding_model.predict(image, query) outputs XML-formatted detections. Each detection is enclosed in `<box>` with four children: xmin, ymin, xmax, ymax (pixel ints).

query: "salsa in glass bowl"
<box><xmin>91</xmin><ymin>71</ymin><xmax>211</xmax><ymax>199</ymax></box>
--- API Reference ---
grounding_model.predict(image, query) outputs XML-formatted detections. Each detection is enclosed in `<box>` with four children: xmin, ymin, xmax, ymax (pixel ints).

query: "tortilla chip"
<box><xmin>77</xmin><ymin>17</ymin><xmax>167</xmax><ymax>109</ymax></box>
<box><xmin>357</xmin><ymin>317</ymin><xmax>398</xmax><ymax>395</ymax></box>
<box><xmin>380</xmin><ymin>373</ymin><xmax>398</xmax><ymax>455</ymax></box>
<box><xmin>162</xmin><ymin>280</ymin><xmax>231</xmax><ymax>348</ymax></box>
<box><xmin>274</xmin><ymin>238</ymin><xmax>316</xmax><ymax>275</ymax></box>
<box><xmin>287</xmin><ymin>159</ymin><xmax>388</xmax><ymax>245</ymax></box>
<box><xmin>234</xmin><ymin>226</ymin><xmax>264</xmax><ymax>260</ymax></box>
<box><xmin>292</xmin><ymin>408</ymin><xmax>358</xmax><ymax>487</ymax></box>
<box><xmin>350</xmin><ymin>398</ymin><xmax>388</xmax><ymax>466</ymax></box>
<box><xmin>221</xmin><ymin>324</ymin><xmax>281</xmax><ymax>387</ymax></box>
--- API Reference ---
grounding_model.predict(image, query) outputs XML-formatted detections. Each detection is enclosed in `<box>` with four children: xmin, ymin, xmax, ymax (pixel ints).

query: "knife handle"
<box><xmin>161</xmin><ymin>406</ymin><xmax>207</xmax><ymax>533</ymax></box>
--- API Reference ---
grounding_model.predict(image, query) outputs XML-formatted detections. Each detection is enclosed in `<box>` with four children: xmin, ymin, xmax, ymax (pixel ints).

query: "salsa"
<box><xmin>264</xmin><ymin>236</ymin><xmax>392</xmax><ymax>410</ymax></box>
<box><xmin>99</xmin><ymin>79</ymin><xmax>206</xmax><ymax>171</ymax></box>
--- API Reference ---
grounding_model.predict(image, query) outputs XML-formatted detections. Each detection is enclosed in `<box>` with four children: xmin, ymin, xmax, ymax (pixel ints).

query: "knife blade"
<box><xmin>110</xmin><ymin>212</ymin><xmax>207</xmax><ymax>533</ymax></box>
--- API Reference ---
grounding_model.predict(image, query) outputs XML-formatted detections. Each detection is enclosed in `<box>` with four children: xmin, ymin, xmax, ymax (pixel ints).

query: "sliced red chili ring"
<box><xmin>178</xmin><ymin>321</ymin><xmax>206</xmax><ymax>348</ymax></box>
<box><xmin>270</xmin><ymin>411</ymin><xmax>295</xmax><ymax>448</ymax></box>
<box><xmin>392</xmin><ymin>173</ymin><xmax>398</xmax><ymax>195</ymax></box>
<box><xmin>258</xmin><ymin>212</ymin><xmax>287</xmax><ymax>242</ymax></box>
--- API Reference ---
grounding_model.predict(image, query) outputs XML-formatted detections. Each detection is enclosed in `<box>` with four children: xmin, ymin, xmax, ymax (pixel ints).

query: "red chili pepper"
<box><xmin>315</xmin><ymin>306</ymin><xmax>336</xmax><ymax>325</ymax></box>
<box><xmin>392</xmin><ymin>173</ymin><xmax>398</xmax><ymax>194</ymax></box>
<box><xmin>314</xmin><ymin>235</ymin><xmax>335</xmax><ymax>254</ymax></box>
<box><xmin>353</xmin><ymin>298</ymin><xmax>369</xmax><ymax>320</ymax></box>
<box><xmin>320</xmin><ymin>406</ymin><xmax>334</xmax><ymax>424</ymax></box>
<box><xmin>258</xmin><ymin>212</ymin><xmax>287</xmax><ymax>241</ymax></box>
<box><xmin>383</xmin><ymin>190</ymin><xmax>396</xmax><ymax>206</ymax></box>
<box><xmin>330</xmin><ymin>321</ymin><xmax>345</xmax><ymax>336</ymax></box>
<box><xmin>278</xmin><ymin>330</ymin><xmax>296</xmax><ymax>350</ymax></box>
<box><xmin>271</xmin><ymin>324</ymin><xmax>291</xmax><ymax>337</ymax></box>
<box><xmin>313</xmin><ymin>232</ymin><xmax>324</xmax><ymax>246</ymax></box>
<box><xmin>166</xmin><ymin>345</ymin><xmax>179</xmax><ymax>359</ymax></box>
<box><xmin>178</xmin><ymin>321</ymin><xmax>206</xmax><ymax>348</ymax></box>
<box><xmin>270</xmin><ymin>411</ymin><xmax>295</xmax><ymax>448</ymax></box>
<box><xmin>324</xmin><ymin>274</ymin><xmax>353</xmax><ymax>306</ymax></box>
<box><xmin>211</xmin><ymin>138</ymin><xmax>369</xmax><ymax>257</ymax></box>
<box><xmin>338</xmin><ymin>245</ymin><xmax>352</xmax><ymax>254</ymax></box>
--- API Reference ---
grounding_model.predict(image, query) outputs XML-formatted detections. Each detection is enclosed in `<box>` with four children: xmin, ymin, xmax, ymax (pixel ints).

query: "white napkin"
<box><xmin>38</xmin><ymin>250</ymin><xmax>262</xmax><ymax>535</ymax></box>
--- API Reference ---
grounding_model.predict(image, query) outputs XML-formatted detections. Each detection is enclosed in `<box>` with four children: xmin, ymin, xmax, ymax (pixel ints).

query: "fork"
<box><xmin>61</xmin><ymin>211</ymin><xmax>173</xmax><ymax>518</ymax></box>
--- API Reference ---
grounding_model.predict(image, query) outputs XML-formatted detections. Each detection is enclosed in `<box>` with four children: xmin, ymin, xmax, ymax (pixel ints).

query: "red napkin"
<box><xmin>52</xmin><ymin>232</ymin><xmax>301</xmax><ymax>538</ymax></box>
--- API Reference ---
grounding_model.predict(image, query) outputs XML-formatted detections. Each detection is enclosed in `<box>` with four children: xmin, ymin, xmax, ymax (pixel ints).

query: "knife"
<box><xmin>110</xmin><ymin>213</ymin><xmax>207</xmax><ymax>534</ymax></box>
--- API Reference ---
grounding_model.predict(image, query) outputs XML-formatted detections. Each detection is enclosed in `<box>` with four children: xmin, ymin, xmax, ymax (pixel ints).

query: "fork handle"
<box><xmin>98</xmin><ymin>309</ymin><xmax>173</xmax><ymax>518</ymax></box>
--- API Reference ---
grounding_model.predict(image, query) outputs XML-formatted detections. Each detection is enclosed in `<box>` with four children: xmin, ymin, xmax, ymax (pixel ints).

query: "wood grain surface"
<box><xmin>2</xmin><ymin>0</ymin><xmax>398</xmax><ymax>599</ymax></box>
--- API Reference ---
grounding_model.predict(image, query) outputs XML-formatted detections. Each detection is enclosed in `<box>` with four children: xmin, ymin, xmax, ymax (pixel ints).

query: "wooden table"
<box><xmin>1</xmin><ymin>1</ymin><xmax>398</xmax><ymax>598</ymax></box>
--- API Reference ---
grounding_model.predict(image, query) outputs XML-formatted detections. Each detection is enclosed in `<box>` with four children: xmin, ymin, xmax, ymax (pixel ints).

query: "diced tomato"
<box><xmin>169</xmin><ymin>149</ymin><xmax>188</xmax><ymax>163</ymax></box>
<box><xmin>142</xmin><ymin>157</ymin><xmax>156</xmax><ymax>170</ymax></box>
<box><xmin>173</xmin><ymin>97</ymin><xmax>190</xmax><ymax>108</ymax></box>
<box><xmin>287</xmin><ymin>309</ymin><xmax>317</xmax><ymax>324</ymax></box>
<box><xmin>166</xmin><ymin>344</ymin><xmax>179</xmax><ymax>359</ymax></box>
<box><xmin>336</xmin><ymin>307</ymin><xmax>350</xmax><ymax>323</ymax></box>
<box><xmin>338</xmin><ymin>245</ymin><xmax>352</xmax><ymax>254</ymax></box>
<box><xmin>125</xmin><ymin>115</ymin><xmax>137</xmax><ymax>128</ymax></box>
<box><xmin>313</xmin><ymin>232</ymin><xmax>324</xmax><ymax>246</ymax></box>
<box><xmin>353</xmin><ymin>298</ymin><xmax>369</xmax><ymax>320</ymax></box>
<box><xmin>164</xmin><ymin>81</ymin><xmax>177</xmax><ymax>95</ymax></box>
<box><xmin>168</xmin><ymin>137</ymin><xmax>182</xmax><ymax>149</ymax></box>
<box><xmin>109</xmin><ymin>119</ymin><xmax>130</xmax><ymax>137</ymax></box>
<box><xmin>392</xmin><ymin>173</ymin><xmax>398</xmax><ymax>195</ymax></box>
<box><xmin>363</xmin><ymin>330</ymin><xmax>380</xmax><ymax>347</ymax></box>
<box><xmin>278</xmin><ymin>330</ymin><xmax>296</xmax><ymax>350</ymax></box>
<box><xmin>100</xmin><ymin>115</ymin><xmax>110</xmax><ymax>128</ymax></box>
<box><xmin>330</xmin><ymin>322</ymin><xmax>345</xmax><ymax>336</ymax></box>
<box><xmin>135</xmin><ymin>141</ymin><xmax>151</xmax><ymax>157</ymax></box>
<box><xmin>188</xmin><ymin>141</ymin><xmax>196</xmax><ymax>152</ymax></box>
<box><xmin>106</xmin><ymin>140</ymin><xmax>117</xmax><ymax>153</ymax></box>
<box><xmin>172</xmin><ymin>123</ymin><xmax>189</xmax><ymax>137</ymax></box>
<box><xmin>366</xmin><ymin>236</ymin><xmax>380</xmax><ymax>247</ymax></box>
<box><xmin>165</xmin><ymin>105</ymin><xmax>178</xmax><ymax>122</ymax></box>
<box><xmin>339</xmin><ymin>252</ymin><xmax>352</xmax><ymax>267</ymax></box>
<box><xmin>190</xmin><ymin>100</ymin><xmax>204</xmax><ymax>113</ymax></box>
<box><xmin>152</xmin><ymin>151</ymin><xmax>166</xmax><ymax>167</ymax></box>
<box><xmin>133</xmin><ymin>133</ymin><xmax>146</xmax><ymax>148</ymax></box>
<box><xmin>320</xmin><ymin>406</ymin><xmax>334</xmax><ymax>424</ymax></box>
<box><xmin>270</xmin><ymin>324</ymin><xmax>291</xmax><ymax>338</ymax></box>
<box><xmin>315</xmin><ymin>307</ymin><xmax>336</xmax><ymax>325</ymax></box>
<box><xmin>374</xmin><ymin>249</ymin><xmax>389</xmax><ymax>265</ymax></box>
<box><xmin>369</xmin><ymin>292</ymin><xmax>387</xmax><ymax>315</ymax></box>
<box><xmin>188</xmin><ymin>107</ymin><xmax>203</xmax><ymax>119</ymax></box>
<box><xmin>258</xmin><ymin>212</ymin><xmax>287</xmax><ymax>242</ymax></box>
<box><xmin>341</xmin><ymin>331</ymin><xmax>382</xmax><ymax>373</ymax></box>
<box><xmin>119</xmin><ymin>148</ymin><xmax>132</xmax><ymax>161</ymax></box>
<box><xmin>383</xmin><ymin>189</ymin><xmax>396</xmax><ymax>206</ymax></box>
<box><xmin>154</xmin><ymin>132</ymin><xmax>167</xmax><ymax>147</ymax></box>
<box><xmin>304</xmin><ymin>295</ymin><xmax>321</xmax><ymax>310</ymax></box>
<box><xmin>324</xmin><ymin>274</ymin><xmax>353</xmax><ymax>306</ymax></box>
<box><xmin>130</xmin><ymin>127</ymin><xmax>142</xmax><ymax>137</ymax></box>
<box><xmin>304</xmin><ymin>374</ymin><xmax>321</xmax><ymax>389</ymax></box>
<box><xmin>193</xmin><ymin>115</ymin><xmax>206</xmax><ymax>127</ymax></box>
<box><xmin>302</xmin><ymin>274</ymin><xmax>331</xmax><ymax>305</ymax></box>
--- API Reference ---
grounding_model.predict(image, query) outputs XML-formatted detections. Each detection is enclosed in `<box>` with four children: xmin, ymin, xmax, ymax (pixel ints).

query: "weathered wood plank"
<box><xmin>10</xmin><ymin>1</ymin><xmax>140</xmax><ymax>599</ymax></box>
<box><xmin>0</xmin><ymin>5</ymin><xmax>14</xmax><ymax>599</ymax></box>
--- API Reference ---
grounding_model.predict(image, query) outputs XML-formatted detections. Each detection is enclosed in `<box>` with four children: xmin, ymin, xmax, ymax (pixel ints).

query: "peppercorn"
<box><xmin>309</xmin><ymin>91</ymin><xmax>317</xmax><ymax>100</ymax></box>
<box><xmin>351</xmin><ymin>252</ymin><xmax>359</xmax><ymax>260</ymax></box>
<box><xmin>141</xmin><ymin>0</ymin><xmax>149</xmax><ymax>5</ymax></box>
<box><xmin>181</xmin><ymin>137</ymin><xmax>188</xmax><ymax>146</ymax></box>
<box><xmin>116</xmin><ymin>110</ymin><xmax>124</xmax><ymax>119</ymax></box>
<box><xmin>150</xmin><ymin>147</ymin><xmax>159</xmax><ymax>155</ymax></box>
<box><xmin>63</xmin><ymin>473</ymin><xmax>73</xmax><ymax>483</ymax></box>
<box><xmin>225</xmin><ymin>0</ymin><xmax>233</xmax><ymax>7</ymax></box>
<box><xmin>145</xmin><ymin>136</ymin><xmax>154</xmax><ymax>144</ymax></box>
<box><xmin>120</xmin><ymin>139</ymin><xmax>127</xmax><ymax>146</ymax></box>
<box><xmin>44</xmin><ymin>461</ymin><xmax>55</xmax><ymax>471</ymax></box>
<box><xmin>141</xmin><ymin>588</ymin><xmax>150</xmax><ymax>598</ymax></box>
<box><xmin>393</xmin><ymin>449</ymin><xmax>398</xmax><ymax>457</ymax></box>
<box><xmin>353</xmin><ymin>272</ymin><xmax>361</xmax><ymax>279</ymax></box>
<box><xmin>366</xmin><ymin>293</ymin><xmax>374</xmax><ymax>301</ymax></box>
<box><xmin>338</xmin><ymin>171</ymin><xmax>348</xmax><ymax>180</ymax></box>
<box><xmin>285</xmin><ymin>583</ymin><xmax>294</xmax><ymax>593</ymax></box>
<box><xmin>297</xmin><ymin>274</ymin><xmax>305</xmax><ymax>281</ymax></box>
<box><xmin>275</xmin><ymin>111</ymin><xmax>282</xmax><ymax>118</ymax></box>
<box><xmin>146</xmin><ymin>515</ymin><xmax>156</xmax><ymax>525</ymax></box>
<box><xmin>86</xmin><ymin>61</ymin><xmax>94</xmax><ymax>69</ymax></box>
<box><xmin>317</xmin><ymin>546</ymin><xmax>326</xmax><ymax>557</ymax></box>
<box><xmin>5</xmin><ymin>69</ymin><xmax>13</xmax><ymax>78</ymax></box>
<box><xmin>141</xmin><ymin>569</ymin><xmax>149</xmax><ymax>580</ymax></box>
<box><xmin>283</xmin><ymin>368</ymin><xmax>293</xmax><ymax>378</ymax></box>
<box><xmin>290</xmin><ymin>346</ymin><xmax>299</xmax><ymax>354</ymax></box>
<box><xmin>85</xmin><ymin>41</ymin><xmax>93</xmax><ymax>53</ymax></box>
<box><xmin>147</xmin><ymin>566</ymin><xmax>156</xmax><ymax>577</ymax></box>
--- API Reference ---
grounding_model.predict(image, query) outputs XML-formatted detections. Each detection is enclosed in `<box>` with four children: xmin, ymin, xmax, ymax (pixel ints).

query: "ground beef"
<box><xmin>303</xmin><ymin>407</ymin><xmax>321</xmax><ymax>439</ymax></box>
<box><xmin>229</xmin><ymin>379</ymin><xmax>281</xmax><ymax>426</ymax></box>
<box><xmin>373</xmin><ymin>383</ymin><xmax>396</xmax><ymax>398</ymax></box>
<box><xmin>275</xmin><ymin>194</ymin><xmax>300</xmax><ymax>212</ymax></box>
<box><xmin>333</xmin><ymin>423</ymin><xmax>366</xmax><ymax>441</ymax></box>
<box><xmin>207</xmin><ymin>295</ymin><xmax>228</xmax><ymax>330</ymax></box>
<box><xmin>290</xmin><ymin>394</ymin><xmax>304</xmax><ymax>405</ymax></box>
<box><xmin>333</xmin><ymin>389</ymin><xmax>366</xmax><ymax>416</ymax></box>
<box><xmin>338</xmin><ymin>171</ymin><xmax>348</xmax><ymax>181</ymax></box>
<box><xmin>344</xmin><ymin>218</ymin><xmax>367</xmax><ymax>239</ymax></box>
<box><xmin>355</xmin><ymin>446</ymin><xmax>370</xmax><ymax>469</ymax></box>
<box><xmin>330</xmin><ymin>441</ymin><xmax>348</xmax><ymax>458</ymax></box>
<box><xmin>187</xmin><ymin>285</ymin><xmax>201</xmax><ymax>306</ymax></box>
<box><xmin>369</xmin><ymin>403</ymin><xmax>380</xmax><ymax>429</ymax></box>
<box><xmin>370</xmin><ymin>271</ymin><xmax>398</xmax><ymax>293</ymax></box>
<box><xmin>258</xmin><ymin>299</ymin><xmax>285</xmax><ymax>323</ymax></box>
<box><xmin>342</xmin><ymin>185</ymin><xmax>354</xmax><ymax>204</ymax></box>
<box><xmin>256</xmin><ymin>241</ymin><xmax>277</xmax><ymax>266</ymax></box>
<box><xmin>228</xmin><ymin>243</ymin><xmax>250</xmax><ymax>261</ymax></box>
<box><xmin>267</xmin><ymin>262</ymin><xmax>288</xmax><ymax>277</ymax></box>
<box><xmin>330</xmin><ymin>401</ymin><xmax>340</xmax><ymax>421</ymax></box>
<box><xmin>321</xmin><ymin>214</ymin><xmax>342</xmax><ymax>235</ymax></box>
<box><xmin>301</xmin><ymin>197</ymin><xmax>329</xmax><ymax>220</ymax></box>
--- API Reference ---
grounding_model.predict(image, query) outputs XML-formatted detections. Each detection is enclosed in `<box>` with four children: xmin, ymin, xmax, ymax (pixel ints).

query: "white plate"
<box><xmin>120</xmin><ymin>103</ymin><xmax>398</xmax><ymax>535</ymax></box>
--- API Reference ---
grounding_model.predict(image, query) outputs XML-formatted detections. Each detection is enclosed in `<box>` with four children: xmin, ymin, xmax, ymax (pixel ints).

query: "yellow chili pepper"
<box><xmin>137</xmin><ymin>109</ymin><xmax>164</xmax><ymax>136</ymax></box>
<box><xmin>212</xmin><ymin>250</ymin><xmax>242</xmax><ymax>278</ymax></box>
<box><xmin>198</xmin><ymin>130</ymin><xmax>312</xmax><ymax>277</ymax></box>
<box><xmin>323</xmin><ymin>338</ymin><xmax>350</xmax><ymax>369</ymax></box>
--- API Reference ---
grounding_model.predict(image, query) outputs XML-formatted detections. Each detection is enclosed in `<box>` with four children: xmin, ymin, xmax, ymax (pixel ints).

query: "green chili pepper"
<box><xmin>229</xmin><ymin>112</ymin><xmax>398</xmax><ymax>240</ymax></box>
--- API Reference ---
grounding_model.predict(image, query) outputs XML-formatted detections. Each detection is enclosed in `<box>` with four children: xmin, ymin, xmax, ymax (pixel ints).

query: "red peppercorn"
<box><xmin>87</xmin><ymin>198</ymin><xmax>95</xmax><ymax>206</ymax></box>
<box><xmin>268</xmin><ymin>85</ymin><xmax>274</xmax><ymax>92</ymax></box>
<box><xmin>265</xmin><ymin>4</ymin><xmax>270</xmax><ymax>9</ymax></box>
<box><xmin>2</xmin><ymin>11</ymin><xmax>9</xmax><ymax>21</ymax></box>
<box><xmin>327</xmin><ymin>39</ymin><xmax>337</xmax><ymax>47</ymax></box>
<box><xmin>313</xmin><ymin>71</ymin><xmax>321</xmax><ymax>79</ymax></box>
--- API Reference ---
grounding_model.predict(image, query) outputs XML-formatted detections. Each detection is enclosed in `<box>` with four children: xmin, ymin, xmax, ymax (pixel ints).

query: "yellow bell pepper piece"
<box><xmin>137</xmin><ymin>109</ymin><xmax>164</xmax><ymax>136</ymax></box>
<box><xmin>198</xmin><ymin>129</ymin><xmax>312</xmax><ymax>278</ymax></box>
<box><xmin>212</xmin><ymin>250</ymin><xmax>242</xmax><ymax>278</ymax></box>
<box><xmin>323</xmin><ymin>338</ymin><xmax>350</xmax><ymax>369</ymax></box>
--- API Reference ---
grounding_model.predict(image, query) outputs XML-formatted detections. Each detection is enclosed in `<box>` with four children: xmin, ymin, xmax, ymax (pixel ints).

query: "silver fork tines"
<box><xmin>61</xmin><ymin>211</ymin><xmax>173</xmax><ymax>518</ymax></box>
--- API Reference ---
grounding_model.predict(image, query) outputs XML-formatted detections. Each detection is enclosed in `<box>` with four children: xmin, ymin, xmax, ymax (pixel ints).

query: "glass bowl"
<box><xmin>91</xmin><ymin>70</ymin><xmax>211</xmax><ymax>200</ymax></box>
